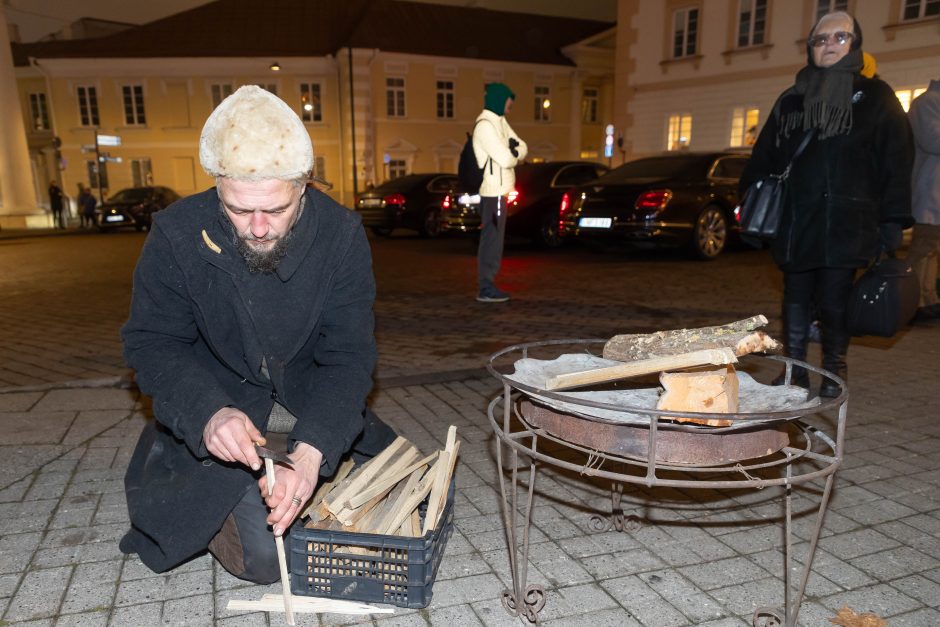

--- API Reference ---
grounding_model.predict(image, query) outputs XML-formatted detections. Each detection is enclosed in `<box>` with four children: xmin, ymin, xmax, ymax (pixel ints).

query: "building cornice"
<box><xmin>28</xmin><ymin>57</ymin><xmax>338</xmax><ymax>78</ymax></box>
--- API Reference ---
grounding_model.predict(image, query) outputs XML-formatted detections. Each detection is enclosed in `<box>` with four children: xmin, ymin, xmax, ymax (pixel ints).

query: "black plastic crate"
<box><xmin>289</xmin><ymin>478</ymin><xmax>455</xmax><ymax>609</ymax></box>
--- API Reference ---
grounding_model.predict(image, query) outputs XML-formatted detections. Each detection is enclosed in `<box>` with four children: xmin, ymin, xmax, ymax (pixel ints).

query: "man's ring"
<box><xmin>291</xmin><ymin>496</ymin><xmax>302</xmax><ymax>506</ymax></box>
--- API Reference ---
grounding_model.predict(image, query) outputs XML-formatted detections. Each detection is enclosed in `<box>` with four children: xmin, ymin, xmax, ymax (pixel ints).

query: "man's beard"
<box><xmin>234</xmin><ymin>232</ymin><xmax>291</xmax><ymax>273</ymax></box>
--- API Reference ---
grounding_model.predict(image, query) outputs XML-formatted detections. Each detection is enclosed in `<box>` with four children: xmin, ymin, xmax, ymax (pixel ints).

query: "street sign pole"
<box><xmin>94</xmin><ymin>131</ymin><xmax>103</xmax><ymax>205</ymax></box>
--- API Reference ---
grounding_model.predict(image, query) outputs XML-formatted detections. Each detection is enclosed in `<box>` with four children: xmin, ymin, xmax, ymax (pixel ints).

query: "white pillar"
<box><xmin>569</xmin><ymin>70</ymin><xmax>584</xmax><ymax>161</ymax></box>
<box><xmin>0</xmin><ymin>10</ymin><xmax>41</xmax><ymax>226</ymax></box>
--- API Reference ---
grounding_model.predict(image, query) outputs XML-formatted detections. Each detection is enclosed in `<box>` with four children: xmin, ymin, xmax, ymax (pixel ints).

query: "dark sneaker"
<box><xmin>477</xmin><ymin>287</ymin><xmax>510</xmax><ymax>303</ymax></box>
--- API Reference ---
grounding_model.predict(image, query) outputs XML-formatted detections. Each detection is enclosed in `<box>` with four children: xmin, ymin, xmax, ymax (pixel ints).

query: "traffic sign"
<box><xmin>97</xmin><ymin>134</ymin><xmax>122</xmax><ymax>147</ymax></box>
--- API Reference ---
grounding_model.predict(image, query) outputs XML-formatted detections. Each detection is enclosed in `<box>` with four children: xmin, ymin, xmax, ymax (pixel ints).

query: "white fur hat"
<box><xmin>199</xmin><ymin>85</ymin><xmax>313</xmax><ymax>181</ymax></box>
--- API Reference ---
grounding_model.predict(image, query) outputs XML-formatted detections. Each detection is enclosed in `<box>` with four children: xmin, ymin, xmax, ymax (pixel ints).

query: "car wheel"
<box><xmin>536</xmin><ymin>214</ymin><xmax>564</xmax><ymax>248</ymax></box>
<box><xmin>690</xmin><ymin>205</ymin><xmax>728</xmax><ymax>260</ymax></box>
<box><xmin>371</xmin><ymin>226</ymin><xmax>393</xmax><ymax>237</ymax></box>
<box><xmin>419</xmin><ymin>209</ymin><xmax>441</xmax><ymax>239</ymax></box>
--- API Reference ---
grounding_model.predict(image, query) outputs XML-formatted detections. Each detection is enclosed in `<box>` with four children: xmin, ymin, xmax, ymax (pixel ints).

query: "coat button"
<box><xmin>271</xmin><ymin>391</ymin><xmax>278</xmax><ymax>400</ymax></box>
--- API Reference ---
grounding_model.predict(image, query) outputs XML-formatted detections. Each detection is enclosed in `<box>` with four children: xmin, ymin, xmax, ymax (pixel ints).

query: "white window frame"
<box><xmin>815</xmin><ymin>0</ymin><xmax>848</xmax><ymax>21</ymax></box>
<box><xmin>131</xmin><ymin>158</ymin><xmax>153</xmax><ymax>187</ymax></box>
<box><xmin>729</xmin><ymin>107</ymin><xmax>760</xmax><ymax>147</ymax></box>
<box><xmin>534</xmin><ymin>85</ymin><xmax>551</xmax><ymax>122</ymax></box>
<box><xmin>667</xmin><ymin>113</ymin><xmax>693</xmax><ymax>151</ymax></box>
<box><xmin>901</xmin><ymin>0</ymin><xmax>939</xmax><ymax>20</ymax></box>
<box><xmin>386</xmin><ymin>77</ymin><xmax>406</xmax><ymax>118</ymax></box>
<box><xmin>737</xmin><ymin>0</ymin><xmax>768</xmax><ymax>47</ymax></box>
<box><xmin>387</xmin><ymin>158</ymin><xmax>407</xmax><ymax>179</ymax></box>
<box><xmin>582</xmin><ymin>88</ymin><xmax>598</xmax><ymax>123</ymax></box>
<box><xmin>210</xmin><ymin>83</ymin><xmax>233</xmax><ymax>109</ymax></box>
<box><xmin>29</xmin><ymin>93</ymin><xmax>50</xmax><ymax>131</ymax></box>
<box><xmin>436</xmin><ymin>80</ymin><xmax>454</xmax><ymax>119</ymax></box>
<box><xmin>299</xmin><ymin>82</ymin><xmax>322</xmax><ymax>123</ymax></box>
<box><xmin>76</xmin><ymin>85</ymin><xmax>99</xmax><ymax>127</ymax></box>
<box><xmin>672</xmin><ymin>7</ymin><xmax>699</xmax><ymax>58</ymax></box>
<box><xmin>122</xmin><ymin>84</ymin><xmax>147</xmax><ymax>126</ymax></box>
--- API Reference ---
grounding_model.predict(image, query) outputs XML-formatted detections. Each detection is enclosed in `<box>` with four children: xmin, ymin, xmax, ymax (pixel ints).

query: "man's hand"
<box><xmin>203</xmin><ymin>407</ymin><xmax>264</xmax><ymax>470</ymax></box>
<box><xmin>259</xmin><ymin>442</ymin><xmax>323</xmax><ymax>536</ymax></box>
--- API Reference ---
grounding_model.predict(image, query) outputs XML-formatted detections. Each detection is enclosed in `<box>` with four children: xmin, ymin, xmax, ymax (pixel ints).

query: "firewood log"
<box><xmin>603</xmin><ymin>315</ymin><xmax>777</xmax><ymax>361</ymax></box>
<box><xmin>656</xmin><ymin>365</ymin><xmax>739</xmax><ymax>427</ymax></box>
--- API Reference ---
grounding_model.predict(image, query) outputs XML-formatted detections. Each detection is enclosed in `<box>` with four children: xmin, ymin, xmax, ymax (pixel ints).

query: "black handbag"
<box><xmin>847</xmin><ymin>253</ymin><xmax>919</xmax><ymax>337</ymax></box>
<box><xmin>738</xmin><ymin>130</ymin><xmax>814</xmax><ymax>243</ymax></box>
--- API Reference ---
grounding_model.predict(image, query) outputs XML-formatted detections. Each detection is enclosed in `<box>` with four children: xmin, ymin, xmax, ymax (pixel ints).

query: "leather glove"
<box><xmin>878</xmin><ymin>222</ymin><xmax>903</xmax><ymax>253</ymax></box>
<box><xmin>508</xmin><ymin>137</ymin><xmax>519</xmax><ymax>158</ymax></box>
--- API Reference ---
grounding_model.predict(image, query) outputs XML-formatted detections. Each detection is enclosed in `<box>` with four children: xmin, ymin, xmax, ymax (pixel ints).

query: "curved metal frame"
<box><xmin>486</xmin><ymin>339</ymin><xmax>847</xmax><ymax>627</ymax></box>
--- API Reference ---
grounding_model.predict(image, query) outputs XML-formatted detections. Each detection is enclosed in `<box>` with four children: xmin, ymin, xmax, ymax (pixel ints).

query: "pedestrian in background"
<box><xmin>48</xmin><ymin>181</ymin><xmax>65</xmax><ymax>229</ymax></box>
<box><xmin>473</xmin><ymin>82</ymin><xmax>527</xmax><ymax>303</ymax></box>
<box><xmin>740</xmin><ymin>11</ymin><xmax>913</xmax><ymax>398</ymax></box>
<box><xmin>78</xmin><ymin>185</ymin><xmax>97</xmax><ymax>229</ymax></box>
<box><xmin>907</xmin><ymin>79</ymin><xmax>940</xmax><ymax>323</ymax></box>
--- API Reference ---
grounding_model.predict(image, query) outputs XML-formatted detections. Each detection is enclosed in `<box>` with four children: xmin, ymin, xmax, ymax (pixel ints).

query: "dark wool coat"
<box><xmin>740</xmin><ymin>75</ymin><xmax>914</xmax><ymax>271</ymax></box>
<box><xmin>119</xmin><ymin>187</ymin><xmax>376</xmax><ymax>572</ymax></box>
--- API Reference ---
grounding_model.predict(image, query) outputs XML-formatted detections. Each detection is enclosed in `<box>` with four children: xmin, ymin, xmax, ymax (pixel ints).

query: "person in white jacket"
<box><xmin>472</xmin><ymin>82</ymin><xmax>527</xmax><ymax>302</ymax></box>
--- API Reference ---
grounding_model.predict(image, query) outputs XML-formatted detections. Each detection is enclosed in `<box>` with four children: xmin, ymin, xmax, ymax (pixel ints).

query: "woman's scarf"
<box><xmin>777</xmin><ymin>16</ymin><xmax>865</xmax><ymax>143</ymax></box>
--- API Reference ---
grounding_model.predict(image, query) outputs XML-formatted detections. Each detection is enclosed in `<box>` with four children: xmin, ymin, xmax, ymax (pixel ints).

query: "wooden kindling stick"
<box><xmin>543</xmin><ymin>347</ymin><xmax>738</xmax><ymax>391</ymax></box>
<box><xmin>227</xmin><ymin>594</ymin><xmax>394</xmax><ymax>615</ymax></box>
<box><xmin>264</xmin><ymin>457</ymin><xmax>295</xmax><ymax>626</ymax></box>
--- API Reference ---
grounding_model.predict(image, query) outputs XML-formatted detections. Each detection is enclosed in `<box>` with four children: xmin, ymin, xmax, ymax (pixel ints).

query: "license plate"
<box><xmin>105</xmin><ymin>215</ymin><xmax>125</xmax><ymax>223</ymax></box>
<box><xmin>579</xmin><ymin>217</ymin><xmax>612</xmax><ymax>228</ymax></box>
<box><xmin>361</xmin><ymin>198</ymin><xmax>383</xmax><ymax>207</ymax></box>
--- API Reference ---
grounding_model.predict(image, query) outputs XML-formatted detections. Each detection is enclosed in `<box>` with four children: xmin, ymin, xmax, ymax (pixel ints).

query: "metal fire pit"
<box><xmin>486</xmin><ymin>339</ymin><xmax>847</xmax><ymax>627</ymax></box>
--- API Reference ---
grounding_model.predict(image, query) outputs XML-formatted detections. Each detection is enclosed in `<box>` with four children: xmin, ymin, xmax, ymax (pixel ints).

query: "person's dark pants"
<box><xmin>51</xmin><ymin>208</ymin><xmax>65</xmax><ymax>229</ymax></box>
<box><xmin>477</xmin><ymin>195</ymin><xmax>507</xmax><ymax>293</ymax></box>
<box><xmin>782</xmin><ymin>267</ymin><xmax>855</xmax><ymax>393</ymax></box>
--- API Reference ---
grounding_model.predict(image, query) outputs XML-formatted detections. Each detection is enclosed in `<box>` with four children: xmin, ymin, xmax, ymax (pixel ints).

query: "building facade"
<box><xmin>614</xmin><ymin>0</ymin><xmax>939</xmax><ymax>159</ymax></box>
<box><xmin>7</xmin><ymin>1</ymin><xmax>614</xmax><ymax>219</ymax></box>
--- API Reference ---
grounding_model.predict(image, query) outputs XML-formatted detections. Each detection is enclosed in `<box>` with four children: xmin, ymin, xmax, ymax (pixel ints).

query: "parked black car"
<box><xmin>355</xmin><ymin>173</ymin><xmax>457</xmax><ymax>238</ymax></box>
<box><xmin>441</xmin><ymin>161</ymin><xmax>609</xmax><ymax>247</ymax></box>
<box><xmin>96</xmin><ymin>186</ymin><xmax>180</xmax><ymax>232</ymax></box>
<box><xmin>559</xmin><ymin>152</ymin><xmax>750</xmax><ymax>259</ymax></box>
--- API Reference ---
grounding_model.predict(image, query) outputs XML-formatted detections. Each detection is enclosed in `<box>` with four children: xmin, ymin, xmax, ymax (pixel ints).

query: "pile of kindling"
<box><xmin>301</xmin><ymin>426</ymin><xmax>459</xmax><ymax>536</ymax></box>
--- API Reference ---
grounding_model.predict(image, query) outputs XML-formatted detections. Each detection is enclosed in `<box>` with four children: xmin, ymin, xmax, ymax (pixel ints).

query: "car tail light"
<box><xmin>559</xmin><ymin>192</ymin><xmax>570</xmax><ymax>215</ymax></box>
<box><xmin>384</xmin><ymin>193</ymin><xmax>406</xmax><ymax>206</ymax></box>
<box><xmin>635</xmin><ymin>189</ymin><xmax>672</xmax><ymax>213</ymax></box>
<box><xmin>507</xmin><ymin>189</ymin><xmax>519</xmax><ymax>206</ymax></box>
<box><xmin>442</xmin><ymin>194</ymin><xmax>452</xmax><ymax>210</ymax></box>
<box><xmin>733</xmin><ymin>205</ymin><xmax>742</xmax><ymax>223</ymax></box>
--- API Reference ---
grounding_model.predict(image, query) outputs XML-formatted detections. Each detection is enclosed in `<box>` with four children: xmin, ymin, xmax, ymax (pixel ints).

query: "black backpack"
<box><xmin>457</xmin><ymin>121</ymin><xmax>487</xmax><ymax>193</ymax></box>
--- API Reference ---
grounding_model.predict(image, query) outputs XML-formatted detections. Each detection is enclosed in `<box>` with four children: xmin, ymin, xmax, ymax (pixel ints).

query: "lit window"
<box><xmin>122</xmin><ymin>85</ymin><xmax>146</xmax><ymax>126</ymax></box>
<box><xmin>816</xmin><ymin>0</ymin><xmax>848</xmax><ymax>21</ymax></box>
<box><xmin>667</xmin><ymin>113</ymin><xmax>693</xmax><ymax>150</ymax></box>
<box><xmin>902</xmin><ymin>0</ymin><xmax>939</xmax><ymax>20</ymax></box>
<box><xmin>534</xmin><ymin>85</ymin><xmax>551</xmax><ymax>122</ymax></box>
<box><xmin>131</xmin><ymin>158</ymin><xmax>153</xmax><ymax>187</ymax></box>
<box><xmin>582</xmin><ymin>88</ymin><xmax>598</xmax><ymax>123</ymax></box>
<box><xmin>210</xmin><ymin>83</ymin><xmax>233</xmax><ymax>109</ymax></box>
<box><xmin>29</xmin><ymin>93</ymin><xmax>50</xmax><ymax>131</ymax></box>
<box><xmin>895</xmin><ymin>87</ymin><xmax>928</xmax><ymax>112</ymax></box>
<box><xmin>730</xmin><ymin>107</ymin><xmax>760</xmax><ymax>147</ymax></box>
<box><xmin>254</xmin><ymin>84</ymin><xmax>278</xmax><ymax>95</ymax></box>
<box><xmin>300</xmin><ymin>83</ymin><xmax>322</xmax><ymax>123</ymax></box>
<box><xmin>388</xmin><ymin>159</ymin><xmax>407</xmax><ymax>179</ymax></box>
<box><xmin>436</xmin><ymin>80</ymin><xmax>454</xmax><ymax>119</ymax></box>
<box><xmin>673</xmin><ymin>7</ymin><xmax>699</xmax><ymax>58</ymax></box>
<box><xmin>737</xmin><ymin>0</ymin><xmax>767</xmax><ymax>47</ymax></box>
<box><xmin>387</xmin><ymin>77</ymin><xmax>406</xmax><ymax>118</ymax></box>
<box><xmin>76</xmin><ymin>85</ymin><xmax>99</xmax><ymax>127</ymax></box>
<box><xmin>313</xmin><ymin>155</ymin><xmax>327</xmax><ymax>182</ymax></box>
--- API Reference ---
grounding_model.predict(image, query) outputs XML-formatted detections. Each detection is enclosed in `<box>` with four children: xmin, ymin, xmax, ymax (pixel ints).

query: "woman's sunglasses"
<box><xmin>808</xmin><ymin>31</ymin><xmax>854</xmax><ymax>47</ymax></box>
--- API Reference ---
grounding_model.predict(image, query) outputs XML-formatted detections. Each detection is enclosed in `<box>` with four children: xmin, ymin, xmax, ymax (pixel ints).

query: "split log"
<box><xmin>656</xmin><ymin>365</ymin><xmax>739</xmax><ymax>427</ymax></box>
<box><xmin>324</xmin><ymin>437</ymin><xmax>410</xmax><ymax>516</ymax></box>
<box><xmin>367</xmin><ymin>464</ymin><xmax>428</xmax><ymax>536</ymax></box>
<box><xmin>302</xmin><ymin>457</ymin><xmax>355</xmax><ymax>522</ymax></box>
<box><xmin>544</xmin><ymin>348</ymin><xmax>737</xmax><ymax>391</ymax></box>
<box><xmin>603</xmin><ymin>315</ymin><xmax>777</xmax><ymax>362</ymax></box>
<box><xmin>375</xmin><ymin>463</ymin><xmax>437</xmax><ymax>536</ymax></box>
<box><xmin>333</xmin><ymin>448</ymin><xmax>420</xmax><ymax>525</ymax></box>
<box><xmin>346</xmin><ymin>451</ymin><xmax>437</xmax><ymax>510</ymax></box>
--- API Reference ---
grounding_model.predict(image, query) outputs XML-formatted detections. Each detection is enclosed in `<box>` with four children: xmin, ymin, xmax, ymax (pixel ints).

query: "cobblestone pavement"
<box><xmin>0</xmin><ymin>230</ymin><xmax>938</xmax><ymax>625</ymax></box>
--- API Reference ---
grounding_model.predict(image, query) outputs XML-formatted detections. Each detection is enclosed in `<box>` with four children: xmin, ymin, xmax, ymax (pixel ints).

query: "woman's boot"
<box><xmin>818</xmin><ymin>306</ymin><xmax>849</xmax><ymax>398</ymax></box>
<box><xmin>772</xmin><ymin>302</ymin><xmax>811</xmax><ymax>389</ymax></box>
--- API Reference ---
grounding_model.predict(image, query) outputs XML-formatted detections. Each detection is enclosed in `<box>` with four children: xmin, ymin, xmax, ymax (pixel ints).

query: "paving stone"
<box><xmin>818</xmin><ymin>528</ymin><xmax>901</xmax><ymax>560</ymax></box>
<box><xmin>373</xmin><ymin>612</ymin><xmax>429</xmax><ymax>626</ymax></box>
<box><xmin>598</xmin><ymin>575</ymin><xmax>688</xmax><ymax>626</ymax></box>
<box><xmin>819</xmin><ymin>583</ymin><xmax>922</xmax><ymax>617</ymax></box>
<box><xmin>160</xmin><ymin>593</ymin><xmax>214</xmax><ymax>626</ymax></box>
<box><xmin>0</xmin><ymin>531</ymin><xmax>42</xmax><ymax>574</ymax></box>
<box><xmin>678</xmin><ymin>557</ymin><xmax>771</xmax><ymax>591</ymax></box>
<box><xmin>707</xmin><ymin>576</ymin><xmax>783</xmax><ymax>617</ymax></box>
<box><xmin>542</xmin><ymin>607</ymin><xmax>641</xmax><ymax>626</ymax></box>
<box><xmin>428</xmin><ymin>573</ymin><xmax>509</xmax><ymax>607</ymax></box>
<box><xmin>849</xmin><ymin>546</ymin><xmax>939</xmax><ymax>581</ymax></box>
<box><xmin>30</xmin><ymin>390</ymin><xmax>137</xmax><ymax>413</ymax></box>
<box><xmin>4</xmin><ymin>565</ymin><xmax>71</xmax><ymax>622</ymax></box>
<box><xmin>1</xmin><ymin>412</ymin><xmax>75</xmax><ymax>445</ymax></box>
<box><xmin>426</xmin><ymin>603</ymin><xmax>485</xmax><ymax>626</ymax></box>
<box><xmin>890</xmin><ymin>573</ymin><xmax>940</xmax><ymax>606</ymax></box>
<box><xmin>0</xmin><ymin>391</ymin><xmax>43</xmax><ymax>412</ymax></box>
<box><xmin>107</xmin><ymin>601</ymin><xmax>162</xmax><ymax>626</ymax></box>
<box><xmin>889</xmin><ymin>607</ymin><xmax>940</xmax><ymax>626</ymax></box>
<box><xmin>54</xmin><ymin>610</ymin><xmax>109</xmax><ymax>626</ymax></box>
<box><xmin>641</xmin><ymin>569</ymin><xmax>730</xmax><ymax>625</ymax></box>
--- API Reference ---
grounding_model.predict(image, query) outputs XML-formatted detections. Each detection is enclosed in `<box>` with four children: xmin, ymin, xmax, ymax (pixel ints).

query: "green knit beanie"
<box><xmin>484</xmin><ymin>83</ymin><xmax>515</xmax><ymax>114</ymax></box>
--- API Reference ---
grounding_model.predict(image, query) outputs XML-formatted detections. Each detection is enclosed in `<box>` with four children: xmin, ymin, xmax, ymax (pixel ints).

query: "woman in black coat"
<box><xmin>740</xmin><ymin>11</ymin><xmax>913</xmax><ymax>397</ymax></box>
